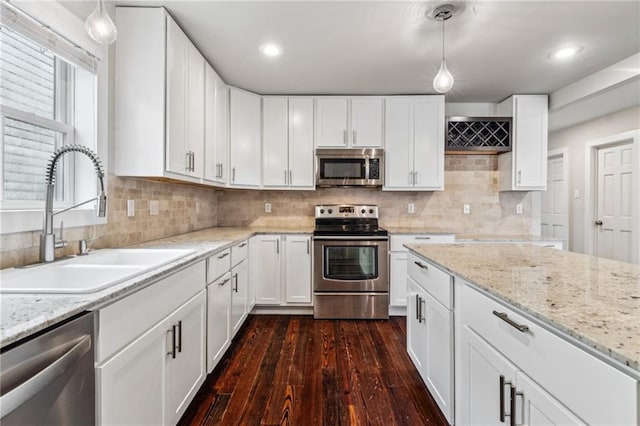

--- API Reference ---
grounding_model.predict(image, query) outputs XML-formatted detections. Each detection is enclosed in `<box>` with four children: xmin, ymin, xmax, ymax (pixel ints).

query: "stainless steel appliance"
<box><xmin>315</xmin><ymin>148</ymin><xmax>384</xmax><ymax>187</ymax></box>
<box><xmin>313</xmin><ymin>204</ymin><xmax>389</xmax><ymax>319</ymax></box>
<box><xmin>0</xmin><ymin>312</ymin><xmax>95</xmax><ymax>425</ymax></box>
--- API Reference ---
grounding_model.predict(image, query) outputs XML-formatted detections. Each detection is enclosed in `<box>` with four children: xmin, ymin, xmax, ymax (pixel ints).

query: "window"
<box><xmin>0</xmin><ymin>1</ymin><xmax>106</xmax><ymax>234</ymax></box>
<box><xmin>0</xmin><ymin>28</ymin><xmax>74</xmax><ymax>206</ymax></box>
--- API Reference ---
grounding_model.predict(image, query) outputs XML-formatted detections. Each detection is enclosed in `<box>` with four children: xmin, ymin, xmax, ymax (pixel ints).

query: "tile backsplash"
<box><xmin>218</xmin><ymin>155</ymin><xmax>532</xmax><ymax>233</ymax></box>
<box><xmin>1</xmin><ymin>155</ymin><xmax>532</xmax><ymax>268</ymax></box>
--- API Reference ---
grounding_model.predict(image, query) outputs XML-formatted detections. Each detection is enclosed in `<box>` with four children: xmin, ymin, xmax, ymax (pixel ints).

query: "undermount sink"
<box><xmin>0</xmin><ymin>248</ymin><xmax>196</xmax><ymax>294</ymax></box>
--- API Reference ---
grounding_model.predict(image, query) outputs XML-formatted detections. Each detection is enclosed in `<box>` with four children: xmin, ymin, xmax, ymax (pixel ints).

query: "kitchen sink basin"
<box><xmin>0</xmin><ymin>248</ymin><xmax>196</xmax><ymax>294</ymax></box>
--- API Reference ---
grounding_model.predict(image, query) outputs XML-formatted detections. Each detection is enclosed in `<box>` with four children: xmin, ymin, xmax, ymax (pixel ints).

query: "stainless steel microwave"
<box><xmin>315</xmin><ymin>149</ymin><xmax>384</xmax><ymax>187</ymax></box>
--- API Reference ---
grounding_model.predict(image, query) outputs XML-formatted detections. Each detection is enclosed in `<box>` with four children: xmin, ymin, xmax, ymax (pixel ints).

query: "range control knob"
<box><xmin>328</xmin><ymin>209</ymin><xmax>333</xmax><ymax>214</ymax></box>
<box><xmin>320</xmin><ymin>209</ymin><xmax>325</xmax><ymax>214</ymax></box>
<box><xmin>369</xmin><ymin>209</ymin><xmax>374</xmax><ymax>214</ymax></box>
<box><xmin>361</xmin><ymin>209</ymin><xmax>366</xmax><ymax>214</ymax></box>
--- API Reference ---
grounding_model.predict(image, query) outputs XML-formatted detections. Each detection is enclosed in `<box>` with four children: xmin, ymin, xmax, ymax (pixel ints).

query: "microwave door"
<box><xmin>320</xmin><ymin>159</ymin><xmax>366</xmax><ymax>180</ymax></box>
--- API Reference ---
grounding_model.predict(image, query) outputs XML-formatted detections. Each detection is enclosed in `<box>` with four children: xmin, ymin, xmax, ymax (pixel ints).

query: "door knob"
<box><xmin>595</xmin><ymin>220</ymin><xmax>603</xmax><ymax>226</ymax></box>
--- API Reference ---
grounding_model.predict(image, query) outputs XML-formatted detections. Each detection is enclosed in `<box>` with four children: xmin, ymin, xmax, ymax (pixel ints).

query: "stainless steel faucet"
<box><xmin>40</xmin><ymin>145</ymin><xmax>107</xmax><ymax>262</ymax></box>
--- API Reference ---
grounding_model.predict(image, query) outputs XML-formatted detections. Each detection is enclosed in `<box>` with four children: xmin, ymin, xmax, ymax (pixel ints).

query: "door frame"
<box><xmin>583</xmin><ymin>129</ymin><xmax>640</xmax><ymax>263</ymax></box>
<box><xmin>545</xmin><ymin>147</ymin><xmax>570</xmax><ymax>249</ymax></box>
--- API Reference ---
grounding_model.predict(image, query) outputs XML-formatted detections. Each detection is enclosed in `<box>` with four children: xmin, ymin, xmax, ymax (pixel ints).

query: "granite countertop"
<box><xmin>405</xmin><ymin>243</ymin><xmax>640</xmax><ymax>374</ymax></box>
<box><xmin>0</xmin><ymin>226</ymin><xmax>313</xmax><ymax>348</ymax></box>
<box><xmin>455</xmin><ymin>234</ymin><xmax>563</xmax><ymax>243</ymax></box>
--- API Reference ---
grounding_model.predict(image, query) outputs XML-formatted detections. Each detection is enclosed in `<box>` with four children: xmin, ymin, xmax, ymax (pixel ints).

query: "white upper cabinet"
<box><xmin>204</xmin><ymin>64</ymin><xmax>228</xmax><ymax>185</ymax></box>
<box><xmin>315</xmin><ymin>97</ymin><xmax>383</xmax><ymax>148</ymax></box>
<box><xmin>115</xmin><ymin>7</ymin><xmax>208</xmax><ymax>184</ymax></box>
<box><xmin>498</xmin><ymin>95</ymin><xmax>548</xmax><ymax>191</ymax></box>
<box><xmin>229</xmin><ymin>87</ymin><xmax>261</xmax><ymax>187</ymax></box>
<box><xmin>384</xmin><ymin>96</ymin><xmax>444</xmax><ymax>191</ymax></box>
<box><xmin>263</xmin><ymin>97</ymin><xmax>314</xmax><ymax>189</ymax></box>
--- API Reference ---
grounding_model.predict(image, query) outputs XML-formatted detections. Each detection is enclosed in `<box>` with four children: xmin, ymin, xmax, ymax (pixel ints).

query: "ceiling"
<box><xmin>60</xmin><ymin>0</ymin><xmax>640</xmax><ymax>105</ymax></box>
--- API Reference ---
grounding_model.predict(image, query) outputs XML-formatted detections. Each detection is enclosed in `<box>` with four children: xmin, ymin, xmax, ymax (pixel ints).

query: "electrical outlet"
<box><xmin>149</xmin><ymin>200</ymin><xmax>159</xmax><ymax>216</ymax></box>
<box><xmin>516</xmin><ymin>203</ymin><xmax>523</xmax><ymax>214</ymax></box>
<box><xmin>408</xmin><ymin>203</ymin><xmax>415</xmax><ymax>214</ymax></box>
<box><xmin>574</xmin><ymin>189</ymin><xmax>580</xmax><ymax>199</ymax></box>
<box><xmin>127</xmin><ymin>199</ymin><xmax>135</xmax><ymax>217</ymax></box>
<box><xmin>463</xmin><ymin>204</ymin><xmax>470</xmax><ymax>215</ymax></box>
<box><xmin>265</xmin><ymin>203</ymin><xmax>272</xmax><ymax>213</ymax></box>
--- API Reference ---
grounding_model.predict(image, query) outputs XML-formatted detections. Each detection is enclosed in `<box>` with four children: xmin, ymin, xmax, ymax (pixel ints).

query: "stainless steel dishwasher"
<box><xmin>0</xmin><ymin>312</ymin><xmax>95</xmax><ymax>425</ymax></box>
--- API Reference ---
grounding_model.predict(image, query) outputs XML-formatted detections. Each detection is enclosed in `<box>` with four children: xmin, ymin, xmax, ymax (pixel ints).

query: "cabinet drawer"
<box><xmin>97</xmin><ymin>261</ymin><xmax>206</xmax><ymax>363</ymax></box>
<box><xmin>231</xmin><ymin>240</ymin><xmax>248</xmax><ymax>266</ymax></box>
<box><xmin>390</xmin><ymin>234</ymin><xmax>455</xmax><ymax>251</ymax></box>
<box><xmin>407</xmin><ymin>252</ymin><xmax>452</xmax><ymax>309</ymax></box>
<box><xmin>207</xmin><ymin>248</ymin><xmax>231</xmax><ymax>284</ymax></box>
<box><xmin>458</xmin><ymin>282</ymin><xmax>638</xmax><ymax>426</ymax></box>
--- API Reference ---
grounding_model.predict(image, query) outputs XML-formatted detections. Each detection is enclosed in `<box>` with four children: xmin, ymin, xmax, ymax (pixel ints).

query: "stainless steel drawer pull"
<box><xmin>415</xmin><ymin>236</ymin><xmax>432</xmax><ymax>240</ymax></box>
<box><xmin>510</xmin><ymin>384</ymin><xmax>517</xmax><ymax>426</ymax></box>
<box><xmin>168</xmin><ymin>325</ymin><xmax>177</xmax><ymax>359</ymax></box>
<box><xmin>233</xmin><ymin>273</ymin><xmax>238</xmax><ymax>293</ymax></box>
<box><xmin>217</xmin><ymin>252</ymin><xmax>229</xmax><ymax>259</ymax></box>
<box><xmin>177</xmin><ymin>320</ymin><xmax>182</xmax><ymax>353</ymax></box>
<box><xmin>499</xmin><ymin>375</ymin><xmax>507</xmax><ymax>423</ymax></box>
<box><xmin>219</xmin><ymin>278</ymin><xmax>230</xmax><ymax>286</ymax></box>
<box><xmin>415</xmin><ymin>294</ymin><xmax>420</xmax><ymax>321</ymax></box>
<box><xmin>493</xmin><ymin>311</ymin><xmax>530</xmax><ymax>333</ymax></box>
<box><xmin>238</xmin><ymin>242</ymin><xmax>247</xmax><ymax>248</ymax></box>
<box><xmin>414</xmin><ymin>261</ymin><xmax>428</xmax><ymax>270</ymax></box>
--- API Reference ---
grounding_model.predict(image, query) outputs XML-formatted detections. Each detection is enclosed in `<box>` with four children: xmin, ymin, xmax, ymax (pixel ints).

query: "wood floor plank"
<box><xmin>180</xmin><ymin>315</ymin><xmax>448</xmax><ymax>426</ymax></box>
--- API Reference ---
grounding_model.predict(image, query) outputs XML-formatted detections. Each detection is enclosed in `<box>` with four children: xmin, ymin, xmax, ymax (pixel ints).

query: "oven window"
<box><xmin>320</xmin><ymin>159</ymin><xmax>365</xmax><ymax>179</ymax></box>
<box><xmin>324</xmin><ymin>246</ymin><xmax>378</xmax><ymax>280</ymax></box>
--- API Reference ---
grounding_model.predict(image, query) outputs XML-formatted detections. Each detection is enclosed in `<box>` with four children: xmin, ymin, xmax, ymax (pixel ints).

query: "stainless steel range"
<box><xmin>313</xmin><ymin>204</ymin><xmax>389</xmax><ymax>319</ymax></box>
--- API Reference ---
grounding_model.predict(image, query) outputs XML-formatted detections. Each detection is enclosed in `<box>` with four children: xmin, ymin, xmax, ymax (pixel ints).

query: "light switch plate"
<box><xmin>408</xmin><ymin>203</ymin><xmax>415</xmax><ymax>214</ymax></box>
<box><xmin>463</xmin><ymin>204</ymin><xmax>470</xmax><ymax>215</ymax></box>
<box><xmin>127</xmin><ymin>200</ymin><xmax>135</xmax><ymax>217</ymax></box>
<box><xmin>516</xmin><ymin>203</ymin><xmax>523</xmax><ymax>214</ymax></box>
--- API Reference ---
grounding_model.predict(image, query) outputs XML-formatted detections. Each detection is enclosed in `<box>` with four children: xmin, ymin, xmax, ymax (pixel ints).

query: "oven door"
<box><xmin>313</xmin><ymin>237</ymin><xmax>388</xmax><ymax>292</ymax></box>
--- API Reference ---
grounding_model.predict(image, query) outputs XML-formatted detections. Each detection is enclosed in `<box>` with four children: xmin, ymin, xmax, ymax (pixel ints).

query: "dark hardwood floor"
<box><xmin>179</xmin><ymin>315</ymin><xmax>448</xmax><ymax>426</ymax></box>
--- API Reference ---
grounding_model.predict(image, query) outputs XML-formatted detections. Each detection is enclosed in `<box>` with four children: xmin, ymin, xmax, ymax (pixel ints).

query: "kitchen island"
<box><xmin>405</xmin><ymin>242</ymin><xmax>639</xmax><ymax>425</ymax></box>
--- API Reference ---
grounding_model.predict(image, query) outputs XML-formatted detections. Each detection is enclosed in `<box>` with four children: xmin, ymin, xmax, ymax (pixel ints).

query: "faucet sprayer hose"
<box><xmin>45</xmin><ymin>145</ymin><xmax>105</xmax><ymax>185</ymax></box>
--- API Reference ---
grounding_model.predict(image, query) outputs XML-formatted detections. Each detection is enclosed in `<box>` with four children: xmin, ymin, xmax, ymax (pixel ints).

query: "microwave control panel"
<box><xmin>369</xmin><ymin>158</ymin><xmax>380</xmax><ymax>179</ymax></box>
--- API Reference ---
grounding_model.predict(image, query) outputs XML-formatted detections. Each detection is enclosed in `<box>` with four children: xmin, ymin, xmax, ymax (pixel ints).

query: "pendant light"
<box><xmin>85</xmin><ymin>0</ymin><xmax>117</xmax><ymax>44</ymax></box>
<box><xmin>432</xmin><ymin>5</ymin><xmax>455</xmax><ymax>94</ymax></box>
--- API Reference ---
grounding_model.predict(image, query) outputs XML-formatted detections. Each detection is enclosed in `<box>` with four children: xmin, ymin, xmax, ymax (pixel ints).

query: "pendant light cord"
<box><xmin>441</xmin><ymin>18</ymin><xmax>445</xmax><ymax>61</ymax></box>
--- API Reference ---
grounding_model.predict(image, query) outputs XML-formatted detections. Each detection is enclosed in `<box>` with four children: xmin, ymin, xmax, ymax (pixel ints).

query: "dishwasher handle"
<box><xmin>0</xmin><ymin>334</ymin><xmax>91</xmax><ymax>418</ymax></box>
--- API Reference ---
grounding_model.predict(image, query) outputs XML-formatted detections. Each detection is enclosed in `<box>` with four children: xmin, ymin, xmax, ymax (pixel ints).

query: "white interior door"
<box><xmin>541</xmin><ymin>152</ymin><xmax>568</xmax><ymax>249</ymax></box>
<box><xmin>595</xmin><ymin>142</ymin><xmax>634</xmax><ymax>263</ymax></box>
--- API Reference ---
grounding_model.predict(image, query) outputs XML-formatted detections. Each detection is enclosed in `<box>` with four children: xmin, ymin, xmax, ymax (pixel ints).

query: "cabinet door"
<box><xmin>97</xmin><ymin>320</ymin><xmax>167</xmax><ymax>426</ymax></box>
<box><xmin>231</xmin><ymin>258</ymin><xmax>249</xmax><ymax>336</ymax></box>
<box><xmin>350</xmin><ymin>97</ymin><xmax>383</xmax><ymax>147</ymax></box>
<box><xmin>457</xmin><ymin>325</ymin><xmax>518</xmax><ymax>426</ymax></box>
<box><xmin>207</xmin><ymin>273</ymin><xmax>231</xmax><ymax>373</ymax></box>
<box><xmin>263</xmin><ymin>97</ymin><xmax>289</xmax><ymax>187</ymax></box>
<box><xmin>186</xmin><ymin>43</ymin><xmax>204</xmax><ymax>178</ymax></box>
<box><xmin>513</xmin><ymin>95</ymin><xmax>548</xmax><ymax>189</ymax></box>
<box><xmin>165</xmin><ymin>17</ymin><xmax>188</xmax><ymax>175</ymax></box>
<box><xmin>406</xmin><ymin>276</ymin><xmax>428</xmax><ymax>374</ymax></box>
<box><xmin>315</xmin><ymin>98</ymin><xmax>348</xmax><ymax>147</ymax></box>
<box><xmin>165</xmin><ymin>291</ymin><xmax>207</xmax><ymax>425</ymax></box>
<box><xmin>229</xmin><ymin>88</ymin><xmax>261</xmax><ymax>186</ymax></box>
<box><xmin>423</xmin><ymin>291</ymin><xmax>454</xmax><ymax>423</ymax></box>
<box><xmin>252</xmin><ymin>235</ymin><xmax>282</xmax><ymax>305</ymax></box>
<box><xmin>389</xmin><ymin>251</ymin><xmax>407</xmax><ymax>307</ymax></box>
<box><xmin>284</xmin><ymin>235</ymin><xmax>311</xmax><ymax>303</ymax></box>
<box><xmin>204</xmin><ymin>65</ymin><xmax>228</xmax><ymax>184</ymax></box>
<box><xmin>413</xmin><ymin>96</ymin><xmax>444</xmax><ymax>190</ymax></box>
<box><xmin>288</xmin><ymin>98</ymin><xmax>315</xmax><ymax>188</ymax></box>
<box><xmin>516</xmin><ymin>371</ymin><xmax>584</xmax><ymax>426</ymax></box>
<box><xmin>384</xmin><ymin>98</ymin><xmax>414</xmax><ymax>189</ymax></box>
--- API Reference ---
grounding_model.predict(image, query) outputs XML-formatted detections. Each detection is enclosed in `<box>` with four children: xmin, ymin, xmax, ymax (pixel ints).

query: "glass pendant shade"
<box><xmin>433</xmin><ymin>59</ymin><xmax>454</xmax><ymax>93</ymax></box>
<box><xmin>85</xmin><ymin>0</ymin><xmax>117</xmax><ymax>44</ymax></box>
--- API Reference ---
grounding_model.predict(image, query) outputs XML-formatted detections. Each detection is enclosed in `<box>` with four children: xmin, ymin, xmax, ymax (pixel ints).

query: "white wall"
<box><xmin>548</xmin><ymin>106</ymin><xmax>640</xmax><ymax>253</ymax></box>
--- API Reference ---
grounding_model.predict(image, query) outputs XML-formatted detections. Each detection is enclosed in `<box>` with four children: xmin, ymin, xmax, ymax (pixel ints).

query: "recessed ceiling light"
<box><xmin>259</xmin><ymin>43</ymin><xmax>283</xmax><ymax>57</ymax></box>
<box><xmin>549</xmin><ymin>45</ymin><xmax>583</xmax><ymax>60</ymax></box>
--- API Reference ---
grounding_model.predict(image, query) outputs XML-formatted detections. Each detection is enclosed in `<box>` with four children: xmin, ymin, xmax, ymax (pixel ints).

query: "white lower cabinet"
<box><xmin>230</xmin><ymin>258</ymin><xmax>249</xmax><ymax>336</ymax></box>
<box><xmin>206</xmin><ymin>272</ymin><xmax>231</xmax><ymax>373</ymax></box>
<box><xmin>250</xmin><ymin>234</ymin><xmax>312</xmax><ymax>306</ymax></box>
<box><xmin>97</xmin><ymin>289</ymin><xmax>206</xmax><ymax>426</ymax></box>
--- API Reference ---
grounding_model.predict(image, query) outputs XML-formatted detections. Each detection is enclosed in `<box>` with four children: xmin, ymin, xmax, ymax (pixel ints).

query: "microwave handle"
<box><xmin>365</xmin><ymin>157</ymin><xmax>370</xmax><ymax>180</ymax></box>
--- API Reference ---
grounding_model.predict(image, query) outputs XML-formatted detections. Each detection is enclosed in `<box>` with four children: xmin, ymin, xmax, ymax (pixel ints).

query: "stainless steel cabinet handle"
<box><xmin>419</xmin><ymin>297</ymin><xmax>426</xmax><ymax>323</ymax></box>
<box><xmin>517</xmin><ymin>170</ymin><xmax>522</xmax><ymax>185</ymax></box>
<box><xmin>168</xmin><ymin>325</ymin><xmax>177</xmax><ymax>359</ymax></box>
<box><xmin>510</xmin><ymin>385</ymin><xmax>517</xmax><ymax>426</ymax></box>
<box><xmin>276</xmin><ymin>239</ymin><xmax>280</xmax><ymax>254</ymax></box>
<box><xmin>232</xmin><ymin>167</ymin><xmax>236</xmax><ymax>182</ymax></box>
<box><xmin>492</xmin><ymin>311</ymin><xmax>530</xmax><ymax>333</ymax></box>
<box><xmin>289</xmin><ymin>170</ymin><xmax>292</xmax><ymax>185</ymax></box>
<box><xmin>415</xmin><ymin>236</ymin><xmax>432</xmax><ymax>240</ymax></box>
<box><xmin>414</xmin><ymin>171</ymin><xmax>418</xmax><ymax>185</ymax></box>
<box><xmin>219</xmin><ymin>277</ymin><xmax>230</xmax><ymax>286</ymax></box>
<box><xmin>415</xmin><ymin>294</ymin><xmax>420</xmax><ymax>321</ymax></box>
<box><xmin>177</xmin><ymin>320</ymin><xmax>182</xmax><ymax>353</ymax></box>
<box><xmin>414</xmin><ymin>261</ymin><xmax>428</xmax><ymax>270</ymax></box>
<box><xmin>220</xmin><ymin>163</ymin><xmax>223</xmax><ymax>179</ymax></box>
<box><xmin>0</xmin><ymin>335</ymin><xmax>91</xmax><ymax>418</ymax></box>
<box><xmin>233</xmin><ymin>273</ymin><xmax>238</xmax><ymax>293</ymax></box>
<box><xmin>499</xmin><ymin>375</ymin><xmax>507</xmax><ymax>422</ymax></box>
<box><xmin>186</xmin><ymin>152</ymin><xmax>191</xmax><ymax>171</ymax></box>
<box><xmin>284</xmin><ymin>170</ymin><xmax>288</xmax><ymax>185</ymax></box>
<box><xmin>353</xmin><ymin>130</ymin><xmax>357</xmax><ymax>145</ymax></box>
<box><xmin>217</xmin><ymin>252</ymin><xmax>229</xmax><ymax>259</ymax></box>
<box><xmin>191</xmin><ymin>152</ymin><xmax>195</xmax><ymax>172</ymax></box>
<box><xmin>238</xmin><ymin>242</ymin><xmax>247</xmax><ymax>248</ymax></box>
<box><xmin>408</xmin><ymin>172</ymin><xmax>413</xmax><ymax>185</ymax></box>
<box><xmin>306</xmin><ymin>239</ymin><xmax>310</xmax><ymax>254</ymax></box>
<box><xmin>343</xmin><ymin>129</ymin><xmax>348</xmax><ymax>144</ymax></box>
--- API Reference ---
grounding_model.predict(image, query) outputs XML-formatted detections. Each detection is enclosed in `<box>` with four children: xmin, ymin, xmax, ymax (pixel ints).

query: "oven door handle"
<box><xmin>312</xmin><ymin>236</ymin><xmax>389</xmax><ymax>241</ymax></box>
